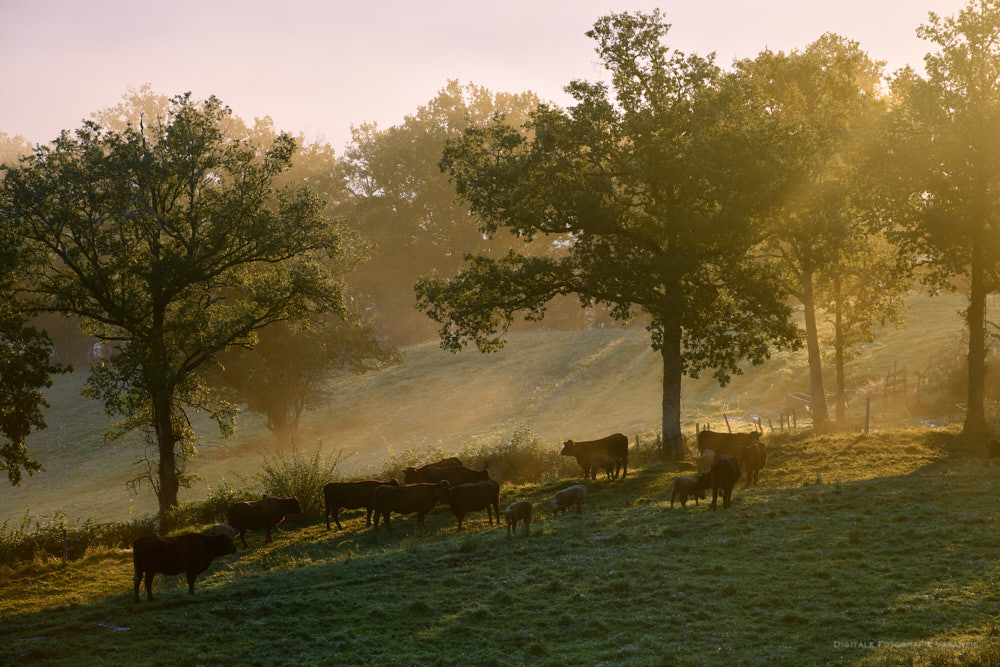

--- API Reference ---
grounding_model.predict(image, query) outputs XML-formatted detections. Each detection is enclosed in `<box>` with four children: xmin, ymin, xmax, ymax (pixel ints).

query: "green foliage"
<box><xmin>460</xmin><ymin>424</ymin><xmax>576</xmax><ymax>483</ymax></box>
<box><xmin>876</xmin><ymin>0</ymin><xmax>1000</xmax><ymax>435</ymax></box>
<box><xmin>0</xmin><ymin>92</ymin><xmax>353</xmax><ymax>513</ymax></box>
<box><xmin>206</xmin><ymin>315</ymin><xmax>399</xmax><ymax>445</ymax></box>
<box><xmin>253</xmin><ymin>447</ymin><xmax>345</xmax><ymax>516</ymax></box>
<box><xmin>421</xmin><ymin>11</ymin><xmax>800</xmax><ymax>456</ymax></box>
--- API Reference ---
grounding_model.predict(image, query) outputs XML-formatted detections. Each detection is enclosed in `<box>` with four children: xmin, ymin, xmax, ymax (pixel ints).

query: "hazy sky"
<box><xmin>0</xmin><ymin>0</ymin><xmax>971</xmax><ymax>153</ymax></box>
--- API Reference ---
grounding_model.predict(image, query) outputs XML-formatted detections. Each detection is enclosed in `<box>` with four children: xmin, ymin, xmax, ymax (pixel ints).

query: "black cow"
<box><xmin>373</xmin><ymin>481</ymin><xmax>449</xmax><ymax>531</ymax></box>
<box><xmin>227</xmin><ymin>496</ymin><xmax>303</xmax><ymax>548</ymax></box>
<box><xmin>420</xmin><ymin>465</ymin><xmax>491</xmax><ymax>486</ymax></box>
<box><xmin>132</xmin><ymin>533</ymin><xmax>236</xmax><ymax>602</ymax></box>
<box><xmin>561</xmin><ymin>433</ymin><xmax>629</xmax><ymax>480</ymax></box>
<box><xmin>402</xmin><ymin>457</ymin><xmax>464</xmax><ymax>483</ymax></box>
<box><xmin>323</xmin><ymin>479</ymin><xmax>399</xmax><ymax>530</ymax></box>
<box><xmin>693</xmin><ymin>455</ymin><xmax>741</xmax><ymax>509</ymax></box>
<box><xmin>440</xmin><ymin>479</ymin><xmax>501</xmax><ymax>529</ymax></box>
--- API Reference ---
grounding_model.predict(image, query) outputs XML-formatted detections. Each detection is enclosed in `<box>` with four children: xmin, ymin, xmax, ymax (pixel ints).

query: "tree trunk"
<box><xmin>661</xmin><ymin>321</ymin><xmax>683</xmax><ymax>460</ymax></box>
<box><xmin>833</xmin><ymin>273</ymin><xmax>847</xmax><ymax>426</ymax></box>
<box><xmin>801</xmin><ymin>270</ymin><xmax>831</xmax><ymax>432</ymax></box>
<box><xmin>152</xmin><ymin>385</ymin><xmax>179</xmax><ymax>518</ymax></box>
<box><xmin>964</xmin><ymin>243</ymin><xmax>989</xmax><ymax>439</ymax></box>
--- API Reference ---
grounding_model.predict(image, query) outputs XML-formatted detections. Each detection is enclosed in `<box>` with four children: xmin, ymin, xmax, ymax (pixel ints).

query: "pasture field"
<box><xmin>0</xmin><ymin>292</ymin><xmax>981</xmax><ymax>525</ymax></box>
<box><xmin>5</xmin><ymin>427</ymin><xmax>1000</xmax><ymax>665</ymax></box>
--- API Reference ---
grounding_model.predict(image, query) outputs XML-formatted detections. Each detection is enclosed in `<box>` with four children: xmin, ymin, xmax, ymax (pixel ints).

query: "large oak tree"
<box><xmin>417</xmin><ymin>11</ymin><xmax>799</xmax><ymax>458</ymax></box>
<box><xmin>0</xmin><ymin>94</ymin><xmax>350</xmax><ymax>514</ymax></box>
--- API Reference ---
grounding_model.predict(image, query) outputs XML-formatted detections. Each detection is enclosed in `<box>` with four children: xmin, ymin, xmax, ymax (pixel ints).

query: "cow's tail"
<box><xmin>759</xmin><ymin>442</ymin><xmax>767</xmax><ymax>469</ymax></box>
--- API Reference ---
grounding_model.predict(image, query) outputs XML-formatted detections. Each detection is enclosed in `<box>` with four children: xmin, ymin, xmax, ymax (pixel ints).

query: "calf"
<box><xmin>227</xmin><ymin>496</ymin><xmax>303</xmax><ymax>548</ymax></box>
<box><xmin>441</xmin><ymin>479</ymin><xmax>501</xmax><ymax>529</ymax></box>
<box><xmin>738</xmin><ymin>441</ymin><xmax>767</xmax><ymax>486</ymax></box>
<box><xmin>670</xmin><ymin>476</ymin><xmax>705</xmax><ymax>507</ymax></box>
<box><xmin>132</xmin><ymin>533</ymin><xmax>236</xmax><ymax>602</ymax></box>
<box><xmin>694</xmin><ymin>449</ymin><xmax>717</xmax><ymax>473</ymax></box>
<box><xmin>590</xmin><ymin>452</ymin><xmax>618</xmax><ymax>481</ymax></box>
<box><xmin>561</xmin><ymin>433</ymin><xmax>629</xmax><ymax>480</ymax></box>
<box><xmin>693</xmin><ymin>455</ymin><xmax>741</xmax><ymax>509</ymax></box>
<box><xmin>323</xmin><ymin>479</ymin><xmax>399</xmax><ymax>530</ymax></box>
<box><xmin>373</xmin><ymin>481</ymin><xmax>449</xmax><ymax>531</ymax></box>
<box><xmin>402</xmin><ymin>457</ymin><xmax>464</xmax><ymax>483</ymax></box>
<box><xmin>550</xmin><ymin>484</ymin><xmax>587</xmax><ymax>516</ymax></box>
<box><xmin>208</xmin><ymin>524</ymin><xmax>236</xmax><ymax>539</ymax></box>
<box><xmin>504</xmin><ymin>500</ymin><xmax>532</xmax><ymax>536</ymax></box>
<box><xmin>697</xmin><ymin>430</ymin><xmax>763</xmax><ymax>458</ymax></box>
<box><xmin>420</xmin><ymin>465</ymin><xmax>491</xmax><ymax>486</ymax></box>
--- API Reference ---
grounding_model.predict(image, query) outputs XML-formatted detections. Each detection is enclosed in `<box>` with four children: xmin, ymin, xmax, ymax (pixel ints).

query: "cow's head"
<box><xmin>560</xmin><ymin>440</ymin><xmax>576</xmax><ymax>456</ymax></box>
<box><xmin>402</xmin><ymin>467</ymin><xmax>419</xmax><ymax>484</ymax></box>
<box><xmin>692</xmin><ymin>471</ymin><xmax>712</xmax><ymax>493</ymax></box>
<box><xmin>280</xmin><ymin>496</ymin><xmax>303</xmax><ymax>515</ymax></box>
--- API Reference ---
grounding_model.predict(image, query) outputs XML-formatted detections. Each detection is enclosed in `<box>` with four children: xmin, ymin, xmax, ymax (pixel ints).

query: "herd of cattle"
<box><xmin>132</xmin><ymin>429</ymin><xmax>767</xmax><ymax>602</ymax></box>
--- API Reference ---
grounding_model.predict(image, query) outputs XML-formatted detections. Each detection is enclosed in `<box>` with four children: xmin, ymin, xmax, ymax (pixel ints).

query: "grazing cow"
<box><xmin>440</xmin><ymin>479</ymin><xmax>501</xmax><ymax>529</ymax></box>
<box><xmin>693</xmin><ymin>455</ymin><xmax>741</xmax><ymax>509</ymax></box>
<box><xmin>402</xmin><ymin>457</ymin><xmax>464</xmax><ymax>483</ymax></box>
<box><xmin>670</xmin><ymin>476</ymin><xmax>706</xmax><ymax>507</ymax></box>
<box><xmin>561</xmin><ymin>433</ymin><xmax>629</xmax><ymax>480</ymax></box>
<box><xmin>694</xmin><ymin>449</ymin><xmax>717</xmax><ymax>473</ymax></box>
<box><xmin>373</xmin><ymin>481</ymin><xmax>449</xmax><ymax>531</ymax></box>
<box><xmin>132</xmin><ymin>533</ymin><xmax>236</xmax><ymax>602</ymax></box>
<box><xmin>550</xmin><ymin>484</ymin><xmax>587</xmax><ymax>516</ymax></box>
<box><xmin>591</xmin><ymin>453</ymin><xmax>618</xmax><ymax>481</ymax></box>
<box><xmin>227</xmin><ymin>496</ymin><xmax>303</xmax><ymax>548</ymax></box>
<box><xmin>696</xmin><ymin>430</ymin><xmax>763</xmax><ymax>458</ymax></box>
<box><xmin>420</xmin><ymin>465</ymin><xmax>491</xmax><ymax>487</ymax></box>
<box><xmin>738</xmin><ymin>441</ymin><xmax>767</xmax><ymax>486</ymax></box>
<box><xmin>504</xmin><ymin>500</ymin><xmax>532</xmax><ymax>536</ymax></box>
<box><xmin>323</xmin><ymin>479</ymin><xmax>400</xmax><ymax>530</ymax></box>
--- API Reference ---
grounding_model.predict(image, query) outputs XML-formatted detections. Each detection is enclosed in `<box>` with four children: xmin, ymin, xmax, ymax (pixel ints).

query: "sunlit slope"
<box><xmin>0</xmin><ymin>293</ymin><xmax>973</xmax><ymax>524</ymax></box>
<box><xmin>6</xmin><ymin>429</ymin><xmax>1000</xmax><ymax>664</ymax></box>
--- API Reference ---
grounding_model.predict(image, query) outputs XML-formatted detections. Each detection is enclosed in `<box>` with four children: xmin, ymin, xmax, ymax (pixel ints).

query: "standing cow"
<box><xmin>227</xmin><ymin>496</ymin><xmax>303</xmax><ymax>548</ymax></box>
<box><xmin>696</xmin><ymin>430</ymin><xmax>763</xmax><ymax>458</ymax></box>
<box><xmin>561</xmin><ymin>433</ymin><xmax>629</xmax><ymax>480</ymax></box>
<box><xmin>133</xmin><ymin>533</ymin><xmax>236</xmax><ymax>602</ymax></box>
<box><xmin>693</xmin><ymin>455</ymin><xmax>741</xmax><ymax>509</ymax></box>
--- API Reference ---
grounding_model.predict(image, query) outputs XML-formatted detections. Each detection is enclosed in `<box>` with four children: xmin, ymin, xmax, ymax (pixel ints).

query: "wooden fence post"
<box><xmin>864</xmin><ymin>398</ymin><xmax>871</xmax><ymax>436</ymax></box>
<box><xmin>723</xmin><ymin>413</ymin><xmax>732</xmax><ymax>433</ymax></box>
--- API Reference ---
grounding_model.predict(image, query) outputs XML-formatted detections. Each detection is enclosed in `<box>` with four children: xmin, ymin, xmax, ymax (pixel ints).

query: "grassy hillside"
<box><xmin>4</xmin><ymin>428</ymin><xmax>1000</xmax><ymax>664</ymax></box>
<box><xmin>0</xmin><ymin>292</ymin><xmax>979</xmax><ymax>525</ymax></box>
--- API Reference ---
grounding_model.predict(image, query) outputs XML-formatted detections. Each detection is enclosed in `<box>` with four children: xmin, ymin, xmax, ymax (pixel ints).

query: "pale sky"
<box><xmin>0</xmin><ymin>0</ymin><xmax>971</xmax><ymax>153</ymax></box>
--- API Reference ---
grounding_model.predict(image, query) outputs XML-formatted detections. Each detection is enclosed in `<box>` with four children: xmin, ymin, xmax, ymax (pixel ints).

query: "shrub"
<box><xmin>471</xmin><ymin>424</ymin><xmax>577</xmax><ymax>483</ymax></box>
<box><xmin>253</xmin><ymin>446</ymin><xmax>344</xmax><ymax>516</ymax></box>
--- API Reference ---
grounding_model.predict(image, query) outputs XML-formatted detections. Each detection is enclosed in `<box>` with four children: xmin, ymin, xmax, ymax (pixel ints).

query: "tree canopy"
<box><xmin>0</xmin><ymin>93</ymin><xmax>351</xmax><ymax>513</ymax></box>
<box><xmin>874</xmin><ymin>0</ymin><xmax>1000</xmax><ymax>437</ymax></box>
<box><xmin>418</xmin><ymin>10</ymin><xmax>800</xmax><ymax>457</ymax></box>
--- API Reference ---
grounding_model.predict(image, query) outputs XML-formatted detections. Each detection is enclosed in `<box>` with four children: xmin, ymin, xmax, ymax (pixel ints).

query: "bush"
<box><xmin>253</xmin><ymin>446</ymin><xmax>344</xmax><ymax>517</ymax></box>
<box><xmin>471</xmin><ymin>425</ymin><xmax>577</xmax><ymax>483</ymax></box>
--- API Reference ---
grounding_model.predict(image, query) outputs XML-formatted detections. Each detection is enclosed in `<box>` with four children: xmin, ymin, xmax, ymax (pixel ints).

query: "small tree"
<box><xmin>737</xmin><ymin>34</ymin><xmax>888</xmax><ymax>432</ymax></box>
<box><xmin>1</xmin><ymin>94</ymin><xmax>350</xmax><ymax>514</ymax></box>
<box><xmin>207</xmin><ymin>315</ymin><xmax>399</xmax><ymax>445</ymax></box>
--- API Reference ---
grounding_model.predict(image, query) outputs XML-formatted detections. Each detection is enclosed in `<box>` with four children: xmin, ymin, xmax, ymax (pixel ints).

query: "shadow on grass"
<box><xmin>6</xmin><ymin>428</ymin><xmax>1000</xmax><ymax>664</ymax></box>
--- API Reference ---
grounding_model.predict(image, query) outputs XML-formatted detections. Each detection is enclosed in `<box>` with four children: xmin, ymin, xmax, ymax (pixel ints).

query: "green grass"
<box><xmin>1</xmin><ymin>292</ymin><xmax>984</xmax><ymax>526</ymax></box>
<box><xmin>4</xmin><ymin>427</ymin><xmax>1000</xmax><ymax>664</ymax></box>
